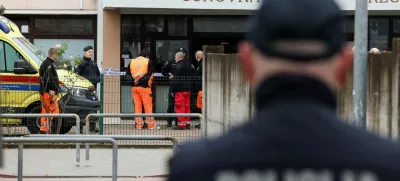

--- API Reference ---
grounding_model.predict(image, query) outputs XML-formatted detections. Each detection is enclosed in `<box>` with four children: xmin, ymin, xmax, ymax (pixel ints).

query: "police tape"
<box><xmin>100</xmin><ymin>68</ymin><xmax>162</xmax><ymax>76</ymax></box>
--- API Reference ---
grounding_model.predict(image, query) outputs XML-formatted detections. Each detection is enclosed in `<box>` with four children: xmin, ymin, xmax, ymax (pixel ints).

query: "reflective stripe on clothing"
<box><xmin>132</xmin><ymin>86</ymin><xmax>155</xmax><ymax>129</ymax></box>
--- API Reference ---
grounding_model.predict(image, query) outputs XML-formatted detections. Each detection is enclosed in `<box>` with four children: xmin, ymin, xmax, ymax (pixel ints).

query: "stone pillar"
<box><xmin>102</xmin><ymin>9</ymin><xmax>121</xmax><ymax>124</ymax></box>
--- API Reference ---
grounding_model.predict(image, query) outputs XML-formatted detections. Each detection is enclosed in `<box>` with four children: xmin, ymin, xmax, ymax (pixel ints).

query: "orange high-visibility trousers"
<box><xmin>197</xmin><ymin>91</ymin><xmax>203</xmax><ymax>112</ymax></box>
<box><xmin>39</xmin><ymin>91</ymin><xmax>59</xmax><ymax>133</ymax></box>
<box><xmin>132</xmin><ymin>87</ymin><xmax>155</xmax><ymax>129</ymax></box>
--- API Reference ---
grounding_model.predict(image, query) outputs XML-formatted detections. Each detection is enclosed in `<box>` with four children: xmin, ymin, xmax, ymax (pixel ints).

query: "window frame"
<box><xmin>0</xmin><ymin>40</ymin><xmax>29</xmax><ymax>73</ymax></box>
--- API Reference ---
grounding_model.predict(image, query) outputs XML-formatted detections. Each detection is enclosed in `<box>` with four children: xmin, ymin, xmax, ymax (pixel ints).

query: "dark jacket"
<box><xmin>193</xmin><ymin>59</ymin><xmax>202</xmax><ymax>92</ymax></box>
<box><xmin>167</xmin><ymin>74</ymin><xmax>400</xmax><ymax>181</ymax></box>
<box><xmin>125</xmin><ymin>60</ymin><xmax>154</xmax><ymax>88</ymax></box>
<box><xmin>39</xmin><ymin>57</ymin><xmax>60</xmax><ymax>95</ymax></box>
<box><xmin>74</xmin><ymin>57</ymin><xmax>100</xmax><ymax>88</ymax></box>
<box><xmin>161</xmin><ymin>59</ymin><xmax>177</xmax><ymax>79</ymax></box>
<box><xmin>170</xmin><ymin>59</ymin><xmax>195</xmax><ymax>93</ymax></box>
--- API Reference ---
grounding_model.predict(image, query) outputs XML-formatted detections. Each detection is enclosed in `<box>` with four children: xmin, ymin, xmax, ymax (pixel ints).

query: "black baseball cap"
<box><xmin>83</xmin><ymin>46</ymin><xmax>93</xmax><ymax>52</ymax></box>
<box><xmin>247</xmin><ymin>0</ymin><xmax>345</xmax><ymax>61</ymax></box>
<box><xmin>176</xmin><ymin>48</ymin><xmax>187</xmax><ymax>55</ymax></box>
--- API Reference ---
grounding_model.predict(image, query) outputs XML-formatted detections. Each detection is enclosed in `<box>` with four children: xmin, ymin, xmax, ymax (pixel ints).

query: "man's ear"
<box><xmin>238</xmin><ymin>41</ymin><xmax>255</xmax><ymax>81</ymax></box>
<box><xmin>336</xmin><ymin>44</ymin><xmax>354</xmax><ymax>85</ymax></box>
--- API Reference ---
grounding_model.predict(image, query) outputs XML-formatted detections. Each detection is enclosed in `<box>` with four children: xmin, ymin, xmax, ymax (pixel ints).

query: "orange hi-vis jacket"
<box><xmin>129</xmin><ymin>56</ymin><xmax>154</xmax><ymax>88</ymax></box>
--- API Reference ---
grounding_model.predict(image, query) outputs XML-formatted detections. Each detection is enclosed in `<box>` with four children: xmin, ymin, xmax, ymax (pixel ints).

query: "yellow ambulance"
<box><xmin>0</xmin><ymin>16</ymin><xmax>100</xmax><ymax>134</ymax></box>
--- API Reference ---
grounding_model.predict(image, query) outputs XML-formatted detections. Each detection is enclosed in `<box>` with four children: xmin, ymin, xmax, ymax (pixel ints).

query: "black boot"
<box><xmin>89</xmin><ymin>122</ymin><xmax>99</xmax><ymax>133</ymax></box>
<box><xmin>167</xmin><ymin>119</ymin><xmax>173</xmax><ymax>127</ymax></box>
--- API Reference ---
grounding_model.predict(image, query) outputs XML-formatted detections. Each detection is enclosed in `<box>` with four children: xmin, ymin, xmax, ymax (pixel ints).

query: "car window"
<box><xmin>0</xmin><ymin>41</ymin><xmax>5</xmax><ymax>71</ymax></box>
<box><xmin>5</xmin><ymin>42</ymin><xmax>22</xmax><ymax>72</ymax></box>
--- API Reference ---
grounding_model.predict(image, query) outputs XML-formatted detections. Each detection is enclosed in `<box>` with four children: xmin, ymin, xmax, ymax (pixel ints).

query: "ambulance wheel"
<box><xmin>26</xmin><ymin>104</ymin><xmax>41</xmax><ymax>134</ymax></box>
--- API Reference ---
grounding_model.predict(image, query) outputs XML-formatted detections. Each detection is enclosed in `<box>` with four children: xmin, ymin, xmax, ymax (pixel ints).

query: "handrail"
<box><xmin>82</xmin><ymin>113</ymin><xmax>204</xmax><ymax>162</ymax></box>
<box><xmin>2</xmin><ymin>137</ymin><xmax>118</xmax><ymax>181</ymax></box>
<box><xmin>0</xmin><ymin>113</ymin><xmax>82</xmax><ymax>164</ymax></box>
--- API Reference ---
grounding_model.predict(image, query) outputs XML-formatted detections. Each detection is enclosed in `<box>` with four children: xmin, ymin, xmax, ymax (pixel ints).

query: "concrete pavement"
<box><xmin>0</xmin><ymin>148</ymin><xmax>173</xmax><ymax>177</ymax></box>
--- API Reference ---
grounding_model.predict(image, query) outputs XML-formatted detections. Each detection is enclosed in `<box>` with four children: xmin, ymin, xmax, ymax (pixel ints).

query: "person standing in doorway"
<box><xmin>39</xmin><ymin>48</ymin><xmax>60</xmax><ymax>134</ymax></box>
<box><xmin>171</xmin><ymin>52</ymin><xmax>193</xmax><ymax>130</ymax></box>
<box><xmin>74</xmin><ymin>45</ymin><xmax>100</xmax><ymax>133</ymax></box>
<box><xmin>127</xmin><ymin>49</ymin><xmax>155</xmax><ymax>129</ymax></box>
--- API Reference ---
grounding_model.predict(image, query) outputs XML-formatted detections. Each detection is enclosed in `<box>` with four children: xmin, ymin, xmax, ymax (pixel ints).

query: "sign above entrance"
<box><xmin>103</xmin><ymin>0</ymin><xmax>400</xmax><ymax>11</ymax></box>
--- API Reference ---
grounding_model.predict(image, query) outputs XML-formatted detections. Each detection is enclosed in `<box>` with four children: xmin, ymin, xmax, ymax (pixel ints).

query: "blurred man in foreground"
<box><xmin>167</xmin><ymin>0</ymin><xmax>400</xmax><ymax>180</ymax></box>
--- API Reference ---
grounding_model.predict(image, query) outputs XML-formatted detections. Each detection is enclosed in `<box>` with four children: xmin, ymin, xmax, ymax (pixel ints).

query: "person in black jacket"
<box><xmin>161</xmin><ymin>48</ymin><xmax>187</xmax><ymax>127</ymax></box>
<box><xmin>74</xmin><ymin>46</ymin><xmax>100</xmax><ymax>88</ymax></box>
<box><xmin>74</xmin><ymin>45</ymin><xmax>100</xmax><ymax>133</ymax></box>
<box><xmin>167</xmin><ymin>0</ymin><xmax>400</xmax><ymax>180</ymax></box>
<box><xmin>171</xmin><ymin>52</ymin><xmax>194</xmax><ymax>130</ymax></box>
<box><xmin>193</xmin><ymin>50</ymin><xmax>203</xmax><ymax>129</ymax></box>
<box><xmin>39</xmin><ymin>48</ymin><xmax>60</xmax><ymax>134</ymax></box>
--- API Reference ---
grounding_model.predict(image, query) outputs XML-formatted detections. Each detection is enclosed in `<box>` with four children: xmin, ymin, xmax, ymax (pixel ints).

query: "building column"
<box><xmin>100</xmin><ymin>7</ymin><xmax>121</xmax><ymax>122</ymax></box>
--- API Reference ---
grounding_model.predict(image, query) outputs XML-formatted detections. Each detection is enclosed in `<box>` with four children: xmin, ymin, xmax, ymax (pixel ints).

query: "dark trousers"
<box><xmin>167</xmin><ymin>87</ymin><xmax>177</xmax><ymax>125</ymax></box>
<box><xmin>90</xmin><ymin>83</ymin><xmax>99</xmax><ymax>131</ymax></box>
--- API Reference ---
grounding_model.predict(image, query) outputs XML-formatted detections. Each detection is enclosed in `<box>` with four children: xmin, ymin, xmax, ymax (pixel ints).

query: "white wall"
<box><xmin>105</xmin><ymin>0</ymin><xmax>400</xmax><ymax>12</ymax></box>
<box><xmin>205</xmin><ymin>54</ymin><xmax>253</xmax><ymax>138</ymax></box>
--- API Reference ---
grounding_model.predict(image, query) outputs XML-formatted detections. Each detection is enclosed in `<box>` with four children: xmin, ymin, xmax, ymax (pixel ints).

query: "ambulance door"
<box><xmin>0</xmin><ymin>40</ymin><xmax>36</xmax><ymax>110</ymax></box>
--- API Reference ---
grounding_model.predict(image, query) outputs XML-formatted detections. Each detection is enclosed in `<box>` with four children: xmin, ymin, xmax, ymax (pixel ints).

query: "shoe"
<box><xmin>173</xmin><ymin>127</ymin><xmax>186</xmax><ymax>130</ymax></box>
<box><xmin>167</xmin><ymin>122</ymin><xmax>172</xmax><ymax>128</ymax></box>
<box><xmin>195</xmin><ymin>124</ymin><xmax>201</xmax><ymax>129</ymax></box>
<box><xmin>186</xmin><ymin>124</ymin><xmax>191</xmax><ymax>130</ymax></box>
<box><xmin>39</xmin><ymin>131</ymin><xmax>48</xmax><ymax>134</ymax></box>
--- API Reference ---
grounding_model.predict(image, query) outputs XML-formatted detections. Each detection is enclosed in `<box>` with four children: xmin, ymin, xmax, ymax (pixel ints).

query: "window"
<box><xmin>35</xmin><ymin>18</ymin><xmax>93</xmax><ymax>35</ymax></box>
<box><xmin>393</xmin><ymin>19</ymin><xmax>400</xmax><ymax>33</ymax></box>
<box><xmin>145</xmin><ymin>17</ymin><xmax>164</xmax><ymax>32</ymax></box>
<box><xmin>0</xmin><ymin>41</ymin><xmax>22</xmax><ymax>72</ymax></box>
<box><xmin>0</xmin><ymin>42</ymin><xmax>5</xmax><ymax>71</ymax></box>
<box><xmin>121</xmin><ymin>16</ymin><xmax>141</xmax><ymax>37</ymax></box>
<box><xmin>34</xmin><ymin>39</ymin><xmax>95</xmax><ymax>67</ymax></box>
<box><xmin>193</xmin><ymin>17</ymin><xmax>250</xmax><ymax>33</ymax></box>
<box><xmin>369</xmin><ymin>18</ymin><xmax>389</xmax><ymax>50</ymax></box>
<box><xmin>155</xmin><ymin>40</ymin><xmax>189</xmax><ymax>66</ymax></box>
<box><xmin>168</xmin><ymin>17</ymin><xmax>187</xmax><ymax>36</ymax></box>
<box><xmin>344</xmin><ymin>18</ymin><xmax>354</xmax><ymax>33</ymax></box>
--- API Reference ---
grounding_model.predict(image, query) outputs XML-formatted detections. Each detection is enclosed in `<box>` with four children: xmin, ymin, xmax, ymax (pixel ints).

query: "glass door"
<box><xmin>153</xmin><ymin>39</ymin><xmax>189</xmax><ymax>72</ymax></box>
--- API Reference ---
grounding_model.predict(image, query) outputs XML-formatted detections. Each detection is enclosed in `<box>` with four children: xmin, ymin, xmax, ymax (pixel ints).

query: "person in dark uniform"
<box><xmin>74</xmin><ymin>45</ymin><xmax>100</xmax><ymax>133</ymax></box>
<box><xmin>167</xmin><ymin>0</ymin><xmax>400</xmax><ymax>180</ymax></box>
<box><xmin>39</xmin><ymin>48</ymin><xmax>60</xmax><ymax>134</ymax></box>
<box><xmin>162</xmin><ymin>48</ymin><xmax>187</xmax><ymax>127</ymax></box>
<box><xmin>193</xmin><ymin>51</ymin><xmax>203</xmax><ymax>129</ymax></box>
<box><xmin>171</xmin><ymin>52</ymin><xmax>194</xmax><ymax>130</ymax></box>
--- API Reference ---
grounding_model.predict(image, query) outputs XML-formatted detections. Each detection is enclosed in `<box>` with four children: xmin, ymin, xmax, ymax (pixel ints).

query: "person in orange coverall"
<box><xmin>126</xmin><ymin>49</ymin><xmax>155</xmax><ymax>129</ymax></box>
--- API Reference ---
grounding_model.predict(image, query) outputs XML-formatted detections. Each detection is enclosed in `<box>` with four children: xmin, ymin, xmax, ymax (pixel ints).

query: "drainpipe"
<box><xmin>79</xmin><ymin>0</ymin><xmax>83</xmax><ymax>10</ymax></box>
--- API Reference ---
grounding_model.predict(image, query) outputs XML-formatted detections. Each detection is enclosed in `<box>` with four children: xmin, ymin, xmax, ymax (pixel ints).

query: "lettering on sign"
<box><xmin>369</xmin><ymin>0</ymin><xmax>399</xmax><ymax>3</ymax></box>
<box><xmin>183</xmin><ymin>0</ymin><xmax>261</xmax><ymax>2</ymax></box>
<box><xmin>215</xmin><ymin>169</ymin><xmax>378</xmax><ymax>181</ymax></box>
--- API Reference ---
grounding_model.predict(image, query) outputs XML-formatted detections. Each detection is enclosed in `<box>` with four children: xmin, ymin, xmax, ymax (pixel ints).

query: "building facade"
<box><xmin>3</xmin><ymin>0</ymin><xmax>400</xmax><ymax>114</ymax></box>
<box><xmin>1</xmin><ymin>0</ymin><xmax>97</xmax><ymax>62</ymax></box>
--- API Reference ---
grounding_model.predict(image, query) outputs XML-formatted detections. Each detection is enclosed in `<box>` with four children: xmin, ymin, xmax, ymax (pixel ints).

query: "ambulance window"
<box><xmin>4</xmin><ymin>42</ymin><xmax>21</xmax><ymax>72</ymax></box>
<box><xmin>0</xmin><ymin>42</ymin><xmax>5</xmax><ymax>71</ymax></box>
